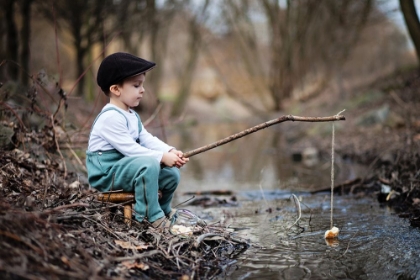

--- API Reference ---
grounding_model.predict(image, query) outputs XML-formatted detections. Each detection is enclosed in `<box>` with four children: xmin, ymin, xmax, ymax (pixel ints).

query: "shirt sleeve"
<box><xmin>98</xmin><ymin>113</ymin><xmax>169</xmax><ymax>162</ymax></box>
<box><xmin>139</xmin><ymin>124</ymin><xmax>174</xmax><ymax>152</ymax></box>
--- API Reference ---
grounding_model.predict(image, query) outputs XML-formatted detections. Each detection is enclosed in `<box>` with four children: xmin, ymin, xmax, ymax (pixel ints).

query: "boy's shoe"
<box><xmin>151</xmin><ymin>216</ymin><xmax>173</xmax><ymax>229</ymax></box>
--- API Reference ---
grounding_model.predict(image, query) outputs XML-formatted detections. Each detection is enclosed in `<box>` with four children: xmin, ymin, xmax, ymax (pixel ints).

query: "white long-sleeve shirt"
<box><xmin>88</xmin><ymin>104</ymin><xmax>173</xmax><ymax>162</ymax></box>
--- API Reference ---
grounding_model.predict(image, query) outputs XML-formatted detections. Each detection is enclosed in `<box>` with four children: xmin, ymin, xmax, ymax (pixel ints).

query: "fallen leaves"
<box><xmin>115</xmin><ymin>240</ymin><xmax>149</xmax><ymax>251</ymax></box>
<box><xmin>120</xmin><ymin>261</ymin><xmax>149</xmax><ymax>270</ymax></box>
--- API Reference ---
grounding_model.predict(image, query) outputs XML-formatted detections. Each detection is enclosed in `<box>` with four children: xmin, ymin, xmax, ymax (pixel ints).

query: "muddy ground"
<box><xmin>0</xmin><ymin>68</ymin><xmax>419</xmax><ymax>279</ymax></box>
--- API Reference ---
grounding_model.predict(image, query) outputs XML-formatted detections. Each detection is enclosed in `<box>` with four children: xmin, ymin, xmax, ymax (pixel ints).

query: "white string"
<box><xmin>330</xmin><ymin>109</ymin><xmax>345</xmax><ymax>229</ymax></box>
<box><xmin>330</xmin><ymin>121</ymin><xmax>335</xmax><ymax>229</ymax></box>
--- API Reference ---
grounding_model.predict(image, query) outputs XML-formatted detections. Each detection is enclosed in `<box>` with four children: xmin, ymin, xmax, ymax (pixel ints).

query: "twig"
<box><xmin>50</xmin><ymin>115</ymin><xmax>67</xmax><ymax>178</ymax></box>
<box><xmin>183</xmin><ymin>114</ymin><xmax>345</xmax><ymax>158</ymax></box>
<box><xmin>42</xmin><ymin>203</ymin><xmax>90</xmax><ymax>214</ymax></box>
<box><xmin>0</xmin><ymin>230</ymin><xmax>44</xmax><ymax>255</ymax></box>
<box><xmin>143</xmin><ymin>102</ymin><xmax>163</xmax><ymax>127</ymax></box>
<box><xmin>65</xmin><ymin>142</ymin><xmax>87</xmax><ymax>172</ymax></box>
<box><xmin>338</xmin><ymin>231</ymin><xmax>358</xmax><ymax>258</ymax></box>
<box><xmin>258</xmin><ymin>182</ymin><xmax>269</xmax><ymax>209</ymax></box>
<box><xmin>0</xmin><ymin>101</ymin><xmax>26</xmax><ymax>130</ymax></box>
<box><xmin>288</xmin><ymin>194</ymin><xmax>302</xmax><ymax>229</ymax></box>
<box><xmin>173</xmin><ymin>196</ymin><xmax>196</xmax><ymax>208</ymax></box>
<box><xmin>112</xmin><ymin>249</ymin><xmax>164</xmax><ymax>262</ymax></box>
<box><xmin>101</xmin><ymin>189</ymin><xmax>124</xmax><ymax>194</ymax></box>
<box><xmin>194</xmin><ymin>233</ymin><xmax>223</xmax><ymax>248</ymax></box>
<box><xmin>42</xmin><ymin>170</ymin><xmax>49</xmax><ymax>210</ymax></box>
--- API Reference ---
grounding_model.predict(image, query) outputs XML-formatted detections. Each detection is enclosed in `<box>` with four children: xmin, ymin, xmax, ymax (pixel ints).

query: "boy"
<box><xmin>86</xmin><ymin>52</ymin><xmax>188</xmax><ymax>229</ymax></box>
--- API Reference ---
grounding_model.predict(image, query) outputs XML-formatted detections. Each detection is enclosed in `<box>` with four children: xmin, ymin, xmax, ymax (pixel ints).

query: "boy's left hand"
<box><xmin>169</xmin><ymin>149</ymin><xmax>189</xmax><ymax>168</ymax></box>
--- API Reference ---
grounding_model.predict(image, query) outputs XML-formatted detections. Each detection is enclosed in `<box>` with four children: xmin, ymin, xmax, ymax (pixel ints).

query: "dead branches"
<box><xmin>0</xmin><ymin>149</ymin><xmax>249</xmax><ymax>279</ymax></box>
<box><xmin>0</xmin><ymin>198</ymin><xmax>248</xmax><ymax>279</ymax></box>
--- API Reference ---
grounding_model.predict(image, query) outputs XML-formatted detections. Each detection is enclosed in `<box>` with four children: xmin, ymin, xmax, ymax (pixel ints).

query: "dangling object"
<box><xmin>325</xmin><ymin>226</ymin><xmax>340</xmax><ymax>239</ymax></box>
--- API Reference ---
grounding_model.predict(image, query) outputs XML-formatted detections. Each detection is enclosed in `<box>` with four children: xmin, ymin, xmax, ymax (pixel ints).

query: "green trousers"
<box><xmin>86</xmin><ymin>149</ymin><xmax>180</xmax><ymax>223</ymax></box>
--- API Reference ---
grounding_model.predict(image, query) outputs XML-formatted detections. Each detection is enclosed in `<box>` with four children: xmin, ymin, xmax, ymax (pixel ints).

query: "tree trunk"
<box><xmin>5</xmin><ymin>0</ymin><xmax>19</xmax><ymax>80</ymax></box>
<box><xmin>170</xmin><ymin>17</ymin><xmax>203</xmax><ymax>118</ymax></box>
<box><xmin>399</xmin><ymin>0</ymin><xmax>420</xmax><ymax>66</ymax></box>
<box><xmin>20</xmin><ymin>0</ymin><xmax>33</xmax><ymax>86</ymax></box>
<box><xmin>146</xmin><ymin>0</ymin><xmax>176</xmax><ymax>115</ymax></box>
<box><xmin>72</xmin><ymin>13</ymin><xmax>85</xmax><ymax>96</ymax></box>
<box><xmin>75</xmin><ymin>46</ymin><xmax>86</xmax><ymax>96</ymax></box>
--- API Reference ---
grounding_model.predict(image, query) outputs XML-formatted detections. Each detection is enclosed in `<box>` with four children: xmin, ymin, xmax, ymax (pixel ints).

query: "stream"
<box><xmin>176</xmin><ymin>193</ymin><xmax>420</xmax><ymax>279</ymax></box>
<box><xmin>165</xmin><ymin>121</ymin><xmax>420</xmax><ymax>279</ymax></box>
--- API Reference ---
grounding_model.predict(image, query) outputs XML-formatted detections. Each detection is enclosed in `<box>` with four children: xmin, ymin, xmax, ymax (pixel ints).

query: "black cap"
<box><xmin>97</xmin><ymin>52</ymin><xmax>156</xmax><ymax>93</ymax></box>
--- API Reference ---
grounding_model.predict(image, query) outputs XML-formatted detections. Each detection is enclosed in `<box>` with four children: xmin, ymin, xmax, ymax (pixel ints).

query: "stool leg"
<box><xmin>124</xmin><ymin>204</ymin><xmax>132</xmax><ymax>227</ymax></box>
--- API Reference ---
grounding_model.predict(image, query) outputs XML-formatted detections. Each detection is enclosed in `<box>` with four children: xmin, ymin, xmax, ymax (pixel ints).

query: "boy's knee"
<box><xmin>166</xmin><ymin>167</ymin><xmax>181</xmax><ymax>184</ymax></box>
<box><xmin>133</xmin><ymin>156</ymin><xmax>161</xmax><ymax>175</ymax></box>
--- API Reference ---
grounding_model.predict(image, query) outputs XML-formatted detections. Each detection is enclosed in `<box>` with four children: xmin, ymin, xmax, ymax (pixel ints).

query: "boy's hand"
<box><xmin>161</xmin><ymin>149</ymin><xmax>189</xmax><ymax>168</ymax></box>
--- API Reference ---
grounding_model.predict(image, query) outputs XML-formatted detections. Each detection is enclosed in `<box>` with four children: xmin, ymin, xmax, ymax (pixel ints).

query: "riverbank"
<box><xmin>286</xmin><ymin>68</ymin><xmax>420</xmax><ymax>228</ymax></box>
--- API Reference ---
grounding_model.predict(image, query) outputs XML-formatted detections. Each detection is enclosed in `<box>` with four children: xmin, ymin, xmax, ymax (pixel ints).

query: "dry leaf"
<box><xmin>61</xmin><ymin>256</ymin><xmax>70</xmax><ymax>266</ymax></box>
<box><xmin>23</xmin><ymin>179</ymin><xmax>32</xmax><ymax>187</ymax></box>
<box><xmin>115</xmin><ymin>240</ymin><xmax>149</xmax><ymax>250</ymax></box>
<box><xmin>121</xmin><ymin>261</ymin><xmax>150</xmax><ymax>270</ymax></box>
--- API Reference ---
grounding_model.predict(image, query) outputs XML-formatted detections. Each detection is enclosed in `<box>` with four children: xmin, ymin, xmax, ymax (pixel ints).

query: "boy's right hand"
<box><xmin>161</xmin><ymin>152</ymin><xmax>188</xmax><ymax>168</ymax></box>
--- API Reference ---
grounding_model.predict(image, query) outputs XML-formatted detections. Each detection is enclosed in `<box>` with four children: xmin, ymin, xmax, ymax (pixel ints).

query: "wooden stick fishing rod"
<box><xmin>183</xmin><ymin>114</ymin><xmax>345</xmax><ymax>158</ymax></box>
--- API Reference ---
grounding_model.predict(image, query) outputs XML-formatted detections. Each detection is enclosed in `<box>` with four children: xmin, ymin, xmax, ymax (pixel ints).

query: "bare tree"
<box><xmin>37</xmin><ymin>0</ymin><xmax>113</xmax><ymax>95</ymax></box>
<box><xmin>114</xmin><ymin>0</ymin><xmax>182</xmax><ymax>115</ymax></box>
<box><xmin>0</xmin><ymin>0</ymin><xmax>34</xmax><ymax>84</ymax></box>
<box><xmin>215</xmin><ymin>0</ymin><xmax>373</xmax><ymax>111</ymax></box>
<box><xmin>171</xmin><ymin>0</ymin><xmax>210</xmax><ymax>118</ymax></box>
<box><xmin>115</xmin><ymin>0</ymin><xmax>149</xmax><ymax>55</ymax></box>
<box><xmin>399</xmin><ymin>0</ymin><xmax>420</xmax><ymax>66</ymax></box>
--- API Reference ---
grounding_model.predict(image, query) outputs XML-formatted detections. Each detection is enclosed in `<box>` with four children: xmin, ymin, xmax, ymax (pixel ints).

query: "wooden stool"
<box><xmin>97</xmin><ymin>190</ymin><xmax>162</xmax><ymax>226</ymax></box>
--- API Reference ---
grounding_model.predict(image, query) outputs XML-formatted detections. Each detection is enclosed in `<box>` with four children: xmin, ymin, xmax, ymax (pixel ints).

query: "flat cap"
<box><xmin>97</xmin><ymin>52</ymin><xmax>156</xmax><ymax>93</ymax></box>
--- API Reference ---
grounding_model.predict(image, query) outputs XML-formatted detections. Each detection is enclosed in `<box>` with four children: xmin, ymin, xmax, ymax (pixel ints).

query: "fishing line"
<box><xmin>330</xmin><ymin>120</ymin><xmax>335</xmax><ymax>229</ymax></box>
<box><xmin>330</xmin><ymin>109</ymin><xmax>345</xmax><ymax>229</ymax></box>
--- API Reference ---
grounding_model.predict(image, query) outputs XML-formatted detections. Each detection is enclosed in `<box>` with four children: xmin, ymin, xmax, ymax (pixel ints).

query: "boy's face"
<box><xmin>111</xmin><ymin>74</ymin><xmax>146</xmax><ymax>111</ymax></box>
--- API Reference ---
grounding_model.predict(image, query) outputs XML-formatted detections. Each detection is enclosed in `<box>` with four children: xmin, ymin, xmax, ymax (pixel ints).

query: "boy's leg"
<box><xmin>158</xmin><ymin>166</ymin><xmax>180</xmax><ymax>215</ymax></box>
<box><xmin>104</xmin><ymin>156</ymin><xmax>165</xmax><ymax>223</ymax></box>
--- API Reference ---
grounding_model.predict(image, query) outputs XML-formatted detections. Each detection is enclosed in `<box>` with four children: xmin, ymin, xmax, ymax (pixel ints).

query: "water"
<box><xmin>174</xmin><ymin>193</ymin><xmax>420</xmax><ymax>280</ymax></box>
<box><xmin>164</xmin><ymin>121</ymin><xmax>420</xmax><ymax>279</ymax></box>
<box><xmin>163</xmin><ymin>121</ymin><xmax>366</xmax><ymax>193</ymax></box>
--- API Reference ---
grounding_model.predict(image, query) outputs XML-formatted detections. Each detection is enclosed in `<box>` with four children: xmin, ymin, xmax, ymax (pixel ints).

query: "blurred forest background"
<box><xmin>1</xmin><ymin>0</ymin><xmax>419</xmax><ymax>163</ymax></box>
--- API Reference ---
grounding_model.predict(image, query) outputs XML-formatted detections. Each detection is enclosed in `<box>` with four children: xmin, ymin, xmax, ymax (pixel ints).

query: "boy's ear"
<box><xmin>109</xmin><ymin>84</ymin><xmax>121</xmax><ymax>96</ymax></box>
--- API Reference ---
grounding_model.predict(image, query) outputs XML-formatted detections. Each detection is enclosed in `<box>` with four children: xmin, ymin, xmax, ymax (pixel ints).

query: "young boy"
<box><xmin>86</xmin><ymin>52</ymin><xmax>188</xmax><ymax>229</ymax></box>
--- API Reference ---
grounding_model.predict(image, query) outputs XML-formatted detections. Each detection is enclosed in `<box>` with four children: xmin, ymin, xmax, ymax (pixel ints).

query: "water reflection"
<box><xmin>164</xmin><ymin>121</ymin><xmax>365</xmax><ymax>193</ymax></box>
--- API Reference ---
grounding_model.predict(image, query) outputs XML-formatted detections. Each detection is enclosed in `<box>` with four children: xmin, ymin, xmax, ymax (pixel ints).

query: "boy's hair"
<box><xmin>97</xmin><ymin>52</ymin><xmax>156</xmax><ymax>94</ymax></box>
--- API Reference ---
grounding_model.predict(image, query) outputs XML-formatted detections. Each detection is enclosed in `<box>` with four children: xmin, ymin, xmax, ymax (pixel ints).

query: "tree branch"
<box><xmin>183</xmin><ymin>114</ymin><xmax>345</xmax><ymax>158</ymax></box>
